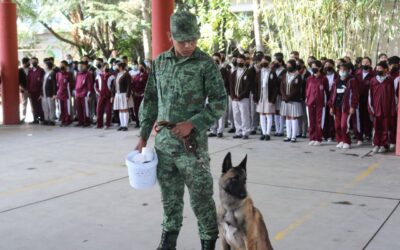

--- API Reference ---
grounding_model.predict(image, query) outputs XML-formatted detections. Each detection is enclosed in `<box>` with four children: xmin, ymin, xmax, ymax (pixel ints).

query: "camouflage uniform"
<box><xmin>139</xmin><ymin>12</ymin><xmax>227</xmax><ymax>243</ymax></box>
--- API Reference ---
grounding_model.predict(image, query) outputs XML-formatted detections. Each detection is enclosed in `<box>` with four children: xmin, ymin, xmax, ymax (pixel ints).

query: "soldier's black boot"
<box><xmin>201</xmin><ymin>239</ymin><xmax>217</xmax><ymax>250</ymax></box>
<box><xmin>156</xmin><ymin>230</ymin><xmax>179</xmax><ymax>250</ymax></box>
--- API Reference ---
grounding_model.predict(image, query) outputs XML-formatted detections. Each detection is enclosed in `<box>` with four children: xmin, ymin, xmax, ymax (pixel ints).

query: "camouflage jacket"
<box><xmin>139</xmin><ymin>47</ymin><xmax>227</xmax><ymax>154</ymax></box>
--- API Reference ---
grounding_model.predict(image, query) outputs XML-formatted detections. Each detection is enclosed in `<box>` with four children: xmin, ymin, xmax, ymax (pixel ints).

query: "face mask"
<box><xmin>274</xmin><ymin>63</ymin><xmax>280</xmax><ymax>68</ymax></box>
<box><xmin>312</xmin><ymin>68</ymin><xmax>319</xmax><ymax>74</ymax></box>
<box><xmin>261</xmin><ymin>63</ymin><xmax>269</xmax><ymax>68</ymax></box>
<box><xmin>104</xmin><ymin>68</ymin><xmax>110</xmax><ymax>73</ymax></box>
<box><xmin>96</xmin><ymin>64</ymin><xmax>102</xmax><ymax>69</ymax></box>
<box><xmin>324</xmin><ymin>66</ymin><xmax>333</xmax><ymax>72</ymax></box>
<box><xmin>376</xmin><ymin>71</ymin><xmax>385</xmax><ymax>76</ymax></box>
<box><xmin>232</xmin><ymin>61</ymin><xmax>238</xmax><ymax>67</ymax></box>
<box><xmin>287</xmin><ymin>66</ymin><xmax>296</xmax><ymax>72</ymax></box>
<box><xmin>339</xmin><ymin>70</ymin><xmax>348</xmax><ymax>78</ymax></box>
<box><xmin>237</xmin><ymin>63</ymin><xmax>244</xmax><ymax>68</ymax></box>
<box><xmin>60</xmin><ymin>66</ymin><xmax>66</xmax><ymax>71</ymax></box>
<box><xmin>132</xmin><ymin>65</ymin><xmax>138</xmax><ymax>71</ymax></box>
<box><xmin>113</xmin><ymin>65</ymin><xmax>118</xmax><ymax>71</ymax></box>
<box><xmin>362</xmin><ymin>65</ymin><xmax>370</xmax><ymax>71</ymax></box>
<box><xmin>32</xmin><ymin>62</ymin><xmax>38</xmax><ymax>67</ymax></box>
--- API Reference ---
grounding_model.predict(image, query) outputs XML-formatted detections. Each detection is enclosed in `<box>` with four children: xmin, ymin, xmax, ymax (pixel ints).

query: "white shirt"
<box><xmin>261</xmin><ymin>68</ymin><xmax>270</xmax><ymax>88</ymax></box>
<box><xmin>326</xmin><ymin>73</ymin><xmax>335</xmax><ymax>91</ymax></box>
<box><xmin>362</xmin><ymin>70</ymin><xmax>369</xmax><ymax>80</ymax></box>
<box><xmin>42</xmin><ymin>70</ymin><xmax>51</xmax><ymax>97</ymax></box>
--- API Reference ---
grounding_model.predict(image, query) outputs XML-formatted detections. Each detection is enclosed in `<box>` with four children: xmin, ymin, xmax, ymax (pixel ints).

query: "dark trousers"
<box><xmin>307</xmin><ymin>104</ymin><xmax>324</xmax><ymax>142</ymax></box>
<box><xmin>59</xmin><ymin>99</ymin><xmax>71</xmax><ymax>124</ymax></box>
<box><xmin>96</xmin><ymin>96</ymin><xmax>112</xmax><ymax>127</ymax></box>
<box><xmin>28</xmin><ymin>92</ymin><xmax>44</xmax><ymax>121</ymax></box>
<box><xmin>373</xmin><ymin>116</ymin><xmax>389</xmax><ymax>147</ymax></box>
<box><xmin>75</xmin><ymin>97</ymin><xmax>90</xmax><ymax>125</ymax></box>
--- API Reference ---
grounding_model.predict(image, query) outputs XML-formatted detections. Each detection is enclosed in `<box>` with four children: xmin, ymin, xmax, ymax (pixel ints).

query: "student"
<box><xmin>280</xmin><ymin>59</ymin><xmax>303</xmax><ymax>142</ymax></box>
<box><xmin>355</xmin><ymin>57</ymin><xmax>375</xmax><ymax>141</ymax></box>
<box><xmin>368</xmin><ymin>62</ymin><xmax>396</xmax><ymax>153</ymax></box>
<box><xmin>247</xmin><ymin>53</ymin><xmax>259</xmax><ymax>135</ymax></box>
<box><xmin>19</xmin><ymin>57</ymin><xmax>30</xmax><ymax>123</ymax></box>
<box><xmin>230</xmin><ymin>54</ymin><xmax>252</xmax><ymax>139</ymax></box>
<box><xmin>290</xmin><ymin>51</ymin><xmax>300</xmax><ymax>60</ymax></box>
<box><xmin>387</xmin><ymin>56</ymin><xmax>400</xmax><ymax>150</ymax></box>
<box><xmin>254</xmin><ymin>56</ymin><xmax>278</xmax><ymax>140</ymax></box>
<box><xmin>227</xmin><ymin>53</ymin><xmax>239</xmax><ymax>134</ymax></box>
<box><xmin>209</xmin><ymin>53</ymin><xmax>230</xmax><ymax>138</ymax></box>
<box><xmin>305</xmin><ymin>60</ymin><xmax>329</xmax><ymax>146</ymax></box>
<box><xmin>297</xmin><ymin>59</ymin><xmax>311</xmax><ymax>138</ymax></box>
<box><xmin>272</xmin><ymin>52</ymin><xmax>286</xmax><ymax>137</ymax></box>
<box><xmin>41</xmin><ymin>61</ymin><xmax>57</xmax><ymax>125</ymax></box>
<box><xmin>74</xmin><ymin>61</ymin><xmax>94</xmax><ymax>127</ymax></box>
<box><xmin>131</xmin><ymin>62</ymin><xmax>148</xmax><ymax>128</ymax></box>
<box><xmin>27</xmin><ymin>57</ymin><xmax>45</xmax><ymax>124</ymax></box>
<box><xmin>95</xmin><ymin>63</ymin><xmax>115</xmax><ymax>129</ymax></box>
<box><xmin>112</xmin><ymin>62</ymin><xmax>133</xmax><ymax>131</ymax></box>
<box><xmin>329</xmin><ymin>63</ymin><xmax>359</xmax><ymax>149</ymax></box>
<box><xmin>56</xmin><ymin>61</ymin><xmax>74</xmax><ymax>126</ymax></box>
<box><xmin>323</xmin><ymin>59</ymin><xmax>338</xmax><ymax>141</ymax></box>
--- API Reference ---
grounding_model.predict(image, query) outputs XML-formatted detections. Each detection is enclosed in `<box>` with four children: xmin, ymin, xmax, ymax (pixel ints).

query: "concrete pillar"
<box><xmin>0</xmin><ymin>0</ymin><xmax>19</xmax><ymax>124</ymax></box>
<box><xmin>151</xmin><ymin>0</ymin><xmax>174</xmax><ymax>59</ymax></box>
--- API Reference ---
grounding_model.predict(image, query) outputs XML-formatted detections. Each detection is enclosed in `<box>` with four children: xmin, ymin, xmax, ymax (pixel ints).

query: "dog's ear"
<box><xmin>238</xmin><ymin>154</ymin><xmax>247</xmax><ymax>172</ymax></box>
<box><xmin>222</xmin><ymin>152</ymin><xmax>233</xmax><ymax>173</ymax></box>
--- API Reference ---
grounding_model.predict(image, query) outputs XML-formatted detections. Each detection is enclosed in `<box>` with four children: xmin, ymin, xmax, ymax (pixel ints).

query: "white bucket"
<box><xmin>125</xmin><ymin>149</ymin><xmax>158</xmax><ymax>189</ymax></box>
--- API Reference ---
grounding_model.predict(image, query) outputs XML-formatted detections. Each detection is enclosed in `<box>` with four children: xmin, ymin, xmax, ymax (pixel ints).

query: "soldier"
<box><xmin>135</xmin><ymin>11</ymin><xmax>227</xmax><ymax>250</ymax></box>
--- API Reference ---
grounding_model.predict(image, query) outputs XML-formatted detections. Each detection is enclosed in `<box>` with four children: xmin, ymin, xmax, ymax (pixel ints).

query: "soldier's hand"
<box><xmin>135</xmin><ymin>137</ymin><xmax>147</xmax><ymax>153</ymax></box>
<box><xmin>171</xmin><ymin>121</ymin><xmax>194</xmax><ymax>138</ymax></box>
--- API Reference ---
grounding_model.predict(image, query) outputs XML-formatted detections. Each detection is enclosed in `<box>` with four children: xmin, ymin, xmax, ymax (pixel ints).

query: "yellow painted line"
<box><xmin>273</xmin><ymin>162</ymin><xmax>381</xmax><ymax>242</ymax></box>
<box><xmin>0</xmin><ymin>170</ymin><xmax>95</xmax><ymax>198</ymax></box>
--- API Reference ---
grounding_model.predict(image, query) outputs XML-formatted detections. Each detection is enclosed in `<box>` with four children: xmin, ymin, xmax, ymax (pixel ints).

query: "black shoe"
<box><xmin>208</xmin><ymin>133</ymin><xmax>217</xmax><ymax>137</ymax></box>
<box><xmin>265</xmin><ymin>135</ymin><xmax>271</xmax><ymax>141</ymax></box>
<box><xmin>217</xmin><ymin>133</ymin><xmax>223</xmax><ymax>138</ymax></box>
<box><xmin>291</xmin><ymin>138</ymin><xmax>297</xmax><ymax>143</ymax></box>
<box><xmin>260</xmin><ymin>135</ymin><xmax>266</xmax><ymax>140</ymax></box>
<box><xmin>43</xmin><ymin>121</ymin><xmax>49</xmax><ymax>125</ymax></box>
<box><xmin>283</xmin><ymin>138</ymin><xmax>291</xmax><ymax>142</ymax></box>
<box><xmin>48</xmin><ymin>121</ymin><xmax>56</xmax><ymax>126</ymax></box>
<box><xmin>29</xmin><ymin>120</ymin><xmax>39</xmax><ymax>125</ymax></box>
<box><xmin>117</xmin><ymin>127</ymin><xmax>124</xmax><ymax>131</ymax></box>
<box><xmin>250</xmin><ymin>130</ymin><xmax>257</xmax><ymax>135</ymax></box>
<box><xmin>123</xmin><ymin>127</ymin><xmax>128</xmax><ymax>131</ymax></box>
<box><xmin>157</xmin><ymin>230</ymin><xmax>179</xmax><ymax>250</ymax></box>
<box><xmin>233</xmin><ymin>134</ymin><xmax>242</xmax><ymax>139</ymax></box>
<box><xmin>243</xmin><ymin>135</ymin><xmax>249</xmax><ymax>140</ymax></box>
<box><xmin>201</xmin><ymin>239</ymin><xmax>217</xmax><ymax>250</ymax></box>
<box><xmin>228</xmin><ymin>128</ymin><xmax>236</xmax><ymax>133</ymax></box>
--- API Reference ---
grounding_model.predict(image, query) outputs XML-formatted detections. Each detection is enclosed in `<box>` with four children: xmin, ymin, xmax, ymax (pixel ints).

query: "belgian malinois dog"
<box><xmin>218</xmin><ymin>152</ymin><xmax>273</xmax><ymax>250</ymax></box>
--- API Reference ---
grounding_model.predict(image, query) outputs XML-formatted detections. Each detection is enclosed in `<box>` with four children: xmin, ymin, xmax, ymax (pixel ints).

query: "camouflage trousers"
<box><xmin>155</xmin><ymin>148</ymin><xmax>218</xmax><ymax>241</ymax></box>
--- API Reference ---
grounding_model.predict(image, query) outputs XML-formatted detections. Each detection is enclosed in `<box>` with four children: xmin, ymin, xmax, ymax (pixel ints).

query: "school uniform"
<box><xmin>230</xmin><ymin>67</ymin><xmax>252</xmax><ymax>137</ymax></box>
<box><xmin>56</xmin><ymin>71</ymin><xmax>74</xmax><ymax>125</ymax></box>
<box><xmin>355</xmin><ymin>69</ymin><xmax>375</xmax><ymax>140</ymax></box>
<box><xmin>75</xmin><ymin>71</ymin><xmax>94</xmax><ymax>126</ymax></box>
<box><xmin>41</xmin><ymin>70</ymin><xmax>57</xmax><ymax>122</ymax></box>
<box><xmin>323</xmin><ymin>72</ymin><xmax>338</xmax><ymax>140</ymax></box>
<box><xmin>274</xmin><ymin>67</ymin><xmax>286</xmax><ymax>135</ymax></box>
<box><xmin>389</xmin><ymin>70</ymin><xmax>399</xmax><ymax>146</ymax></box>
<box><xmin>305</xmin><ymin>74</ymin><xmax>329</xmax><ymax>142</ymax></box>
<box><xmin>95</xmin><ymin>72</ymin><xmax>115</xmax><ymax>128</ymax></box>
<box><xmin>132</xmin><ymin>70</ymin><xmax>148</xmax><ymax>125</ymax></box>
<box><xmin>298</xmin><ymin>69</ymin><xmax>311</xmax><ymax>137</ymax></box>
<box><xmin>254</xmin><ymin>67</ymin><xmax>278</xmax><ymax>136</ymax></box>
<box><xmin>368</xmin><ymin>75</ymin><xmax>396</xmax><ymax>148</ymax></box>
<box><xmin>248</xmin><ymin>65</ymin><xmax>259</xmax><ymax>132</ymax></box>
<box><xmin>329</xmin><ymin>76</ymin><xmax>359</xmax><ymax>145</ymax></box>
<box><xmin>113</xmin><ymin>71</ymin><xmax>133</xmax><ymax>128</ymax></box>
<box><xmin>27</xmin><ymin>67</ymin><xmax>45</xmax><ymax>122</ymax></box>
<box><xmin>19</xmin><ymin>67</ymin><xmax>29</xmax><ymax>120</ymax></box>
<box><xmin>210</xmin><ymin>66</ymin><xmax>230</xmax><ymax>135</ymax></box>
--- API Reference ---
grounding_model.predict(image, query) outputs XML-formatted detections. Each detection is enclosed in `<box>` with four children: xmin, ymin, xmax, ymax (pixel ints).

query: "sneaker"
<box><xmin>228</xmin><ymin>128</ymin><xmax>236</xmax><ymax>134</ymax></box>
<box><xmin>372</xmin><ymin>146</ymin><xmax>379</xmax><ymax>153</ymax></box>
<box><xmin>283</xmin><ymin>138</ymin><xmax>291</xmax><ymax>142</ymax></box>
<box><xmin>260</xmin><ymin>135</ymin><xmax>266</xmax><ymax>140</ymax></box>
<box><xmin>342</xmin><ymin>143</ymin><xmax>351</xmax><ymax>149</ymax></box>
<box><xmin>313</xmin><ymin>141</ymin><xmax>321</xmax><ymax>146</ymax></box>
<box><xmin>265</xmin><ymin>135</ymin><xmax>271</xmax><ymax>141</ymax></box>
<box><xmin>122</xmin><ymin>127</ymin><xmax>128</xmax><ymax>131</ymax></box>
<box><xmin>250</xmin><ymin>130</ymin><xmax>257</xmax><ymax>135</ymax></box>
<box><xmin>378</xmin><ymin>146</ymin><xmax>387</xmax><ymax>153</ymax></box>
<box><xmin>336</xmin><ymin>142</ymin><xmax>344</xmax><ymax>148</ymax></box>
<box><xmin>208</xmin><ymin>133</ymin><xmax>217</xmax><ymax>137</ymax></box>
<box><xmin>308</xmin><ymin>140</ymin><xmax>316</xmax><ymax>146</ymax></box>
<box><xmin>233</xmin><ymin>134</ymin><xmax>242</xmax><ymax>139</ymax></box>
<box><xmin>242</xmin><ymin>135</ymin><xmax>249</xmax><ymax>140</ymax></box>
<box><xmin>389</xmin><ymin>144</ymin><xmax>396</xmax><ymax>152</ymax></box>
<box><xmin>117</xmin><ymin>127</ymin><xmax>124</xmax><ymax>131</ymax></box>
<box><xmin>291</xmin><ymin>138</ymin><xmax>297</xmax><ymax>143</ymax></box>
<box><xmin>217</xmin><ymin>133</ymin><xmax>223</xmax><ymax>138</ymax></box>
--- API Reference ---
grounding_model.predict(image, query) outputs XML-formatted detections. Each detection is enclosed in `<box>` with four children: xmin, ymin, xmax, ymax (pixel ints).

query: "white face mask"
<box><xmin>113</xmin><ymin>65</ymin><xmax>118</xmax><ymax>71</ymax></box>
<box><xmin>339</xmin><ymin>71</ymin><xmax>348</xmax><ymax>78</ymax></box>
<box><xmin>132</xmin><ymin>65</ymin><xmax>138</xmax><ymax>71</ymax></box>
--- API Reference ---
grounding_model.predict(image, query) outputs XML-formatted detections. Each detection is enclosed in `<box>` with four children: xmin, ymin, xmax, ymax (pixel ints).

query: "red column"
<box><xmin>152</xmin><ymin>0</ymin><xmax>174</xmax><ymax>59</ymax></box>
<box><xmin>0</xmin><ymin>0</ymin><xmax>19</xmax><ymax>124</ymax></box>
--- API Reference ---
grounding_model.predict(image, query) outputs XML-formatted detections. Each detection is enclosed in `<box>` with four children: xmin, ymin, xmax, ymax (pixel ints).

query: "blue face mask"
<box><xmin>339</xmin><ymin>71</ymin><xmax>348</xmax><ymax>78</ymax></box>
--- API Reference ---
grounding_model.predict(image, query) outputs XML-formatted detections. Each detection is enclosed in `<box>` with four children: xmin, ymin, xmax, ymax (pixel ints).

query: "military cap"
<box><xmin>170</xmin><ymin>11</ymin><xmax>200</xmax><ymax>42</ymax></box>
